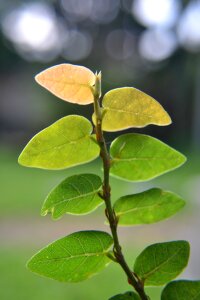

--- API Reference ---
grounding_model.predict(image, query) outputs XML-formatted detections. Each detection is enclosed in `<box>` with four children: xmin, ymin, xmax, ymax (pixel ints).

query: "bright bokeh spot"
<box><xmin>1</xmin><ymin>3</ymin><xmax>61</xmax><ymax>61</ymax></box>
<box><xmin>138</xmin><ymin>28</ymin><xmax>178</xmax><ymax>62</ymax></box>
<box><xmin>177</xmin><ymin>1</ymin><xmax>200</xmax><ymax>52</ymax></box>
<box><xmin>132</xmin><ymin>0</ymin><xmax>181</xmax><ymax>28</ymax></box>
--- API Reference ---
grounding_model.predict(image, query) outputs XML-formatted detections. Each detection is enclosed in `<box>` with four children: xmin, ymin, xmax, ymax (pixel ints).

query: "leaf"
<box><xmin>27</xmin><ymin>230</ymin><xmax>113</xmax><ymax>282</ymax></box>
<box><xmin>18</xmin><ymin>115</ymin><xmax>100</xmax><ymax>170</ymax></box>
<box><xmin>110</xmin><ymin>133</ymin><xmax>186</xmax><ymax>182</ymax></box>
<box><xmin>114</xmin><ymin>188</ymin><xmax>185</xmax><ymax>226</ymax></box>
<box><xmin>41</xmin><ymin>173</ymin><xmax>103</xmax><ymax>219</ymax></box>
<box><xmin>134</xmin><ymin>241</ymin><xmax>190</xmax><ymax>286</ymax></box>
<box><xmin>99</xmin><ymin>87</ymin><xmax>171</xmax><ymax>131</ymax></box>
<box><xmin>161</xmin><ymin>280</ymin><xmax>200</xmax><ymax>300</ymax></box>
<box><xmin>109</xmin><ymin>291</ymin><xmax>140</xmax><ymax>299</ymax></box>
<box><xmin>35</xmin><ymin>63</ymin><xmax>96</xmax><ymax>105</ymax></box>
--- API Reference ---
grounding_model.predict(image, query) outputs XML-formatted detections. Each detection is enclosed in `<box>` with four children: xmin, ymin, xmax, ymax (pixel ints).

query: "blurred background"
<box><xmin>0</xmin><ymin>0</ymin><xmax>200</xmax><ymax>299</ymax></box>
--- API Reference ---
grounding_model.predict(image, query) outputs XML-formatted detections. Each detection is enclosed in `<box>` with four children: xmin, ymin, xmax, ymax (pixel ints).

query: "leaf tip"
<box><xmin>34</xmin><ymin>70</ymin><xmax>44</xmax><ymax>86</ymax></box>
<box><xmin>18</xmin><ymin>151</ymin><xmax>25</xmax><ymax>166</ymax></box>
<box><xmin>40</xmin><ymin>208</ymin><xmax>48</xmax><ymax>217</ymax></box>
<box><xmin>166</xmin><ymin>115</ymin><xmax>172</xmax><ymax>125</ymax></box>
<box><xmin>26</xmin><ymin>255</ymin><xmax>34</xmax><ymax>271</ymax></box>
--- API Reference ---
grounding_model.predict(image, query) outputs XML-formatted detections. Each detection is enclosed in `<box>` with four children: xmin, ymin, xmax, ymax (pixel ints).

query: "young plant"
<box><xmin>18</xmin><ymin>64</ymin><xmax>199</xmax><ymax>300</ymax></box>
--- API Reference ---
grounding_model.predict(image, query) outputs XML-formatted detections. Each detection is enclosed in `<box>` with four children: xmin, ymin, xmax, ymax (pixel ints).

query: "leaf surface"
<box><xmin>41</xmin><ymin>173</ymin><xmax>103</xmax><ymax>219</ymax></box>
<box><xmin>18</xmin><ymin>115</ymin><xmax>100</xmax><ymax>170</ymax></box>
<box><xmin>100</xmin><ymin>87</ymin><xmax>171</xmax><ymax>131</ymax></box>
<box><xmin>110</xmin><ymin>133</ymin><xmax>186</xmax><ymax>182</ymax></box>
<box><xmin>35</xmin><ymin>64</ymin><xmax>95</xmax><ymax>104</ymax></box>
<box><xmin>134</xmin><ymin>241</ymin><xmax>190</xmax><ymax>286</ymax></box>
<box><xmin>114</xmin><ymin>188</ymin><xmax>185</xmax><ymax>226</ymax></box>
<box><xmin>161</xmin><ymin>280</ymin><xmax>200</xmax><ymax>300</ymax></box>
<box><xmin>109</xmin><ymin>291</ymin><xmax>140</xmax><ymax>299</ymax></box>
<box><xmin>27</xmin><ymin>231</ymin><xmax>113</xmax><ymax>282</ymax></box>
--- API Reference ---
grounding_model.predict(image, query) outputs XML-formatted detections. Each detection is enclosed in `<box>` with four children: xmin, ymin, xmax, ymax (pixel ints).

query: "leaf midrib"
<box><xmin>112</xmin><ymin>157</ymin><xmax>179</xmax><ymax>162</ymax></box>
<box><xmin>44</xmin><ymin>78</ymin><xmax>93</xmax><ymax>89</ymax></box>
<box><xmin>48</xmin><ymin>189</ymin><xmax>101</xmax><ymax>209</ymax></box>
<box><xmin>141</xmin><ymin>246</ymin><xmax>185</xmax><ymax>280</ymax></box>
<box><xmin>104</xmin><ymin>107</ymin><xmax>157</xmax><ymax>118</ymax></box>
<box><xmin>35</xmin><ymin>251</ymin><xmax>109</xmax><ymax>263</ymax></box>
<box><xmin>29</xmin><ymin>135</ymin><xmax>93</xmax><ymax>156</ymax></box>
<box><xmin>116</xmin><ymin>199</ymin><xmax>167</xmax><ymax>216</ymax></box>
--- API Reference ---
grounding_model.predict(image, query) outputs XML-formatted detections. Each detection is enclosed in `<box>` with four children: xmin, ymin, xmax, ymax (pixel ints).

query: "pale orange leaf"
<box><xmin>35</xmin><ymin>64</ymin><xmax>96</xmax><ymax>105</ymax></box>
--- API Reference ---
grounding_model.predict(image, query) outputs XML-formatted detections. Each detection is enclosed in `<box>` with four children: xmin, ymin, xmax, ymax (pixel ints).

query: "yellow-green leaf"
<box><xmin>18</xmin><ymin>115</ymin><xmax>100</xmax><ymax>170</ymax></box>
<box><xmin>100</xmin><ymin>87</ymin><xmax>171</xmax><ymax>131</ymax></box>
<box><xmin>114</xmin><ymin>188</ymin><xmax>185</xmax><ymax>226</ymax></box>
<box><xmin>35</xmin><ymin>64</ymin><xmax>95</xmax><ymax>105</ymax></box>
<box><xmin>110</xmin><ymin>133</ymin><xmax>186</xmax><ymax>182</ymax></box>
<box><xmin>41</xmin><ymin>174</ymin><xmax>103</xmax><ymax>219</ymax></box>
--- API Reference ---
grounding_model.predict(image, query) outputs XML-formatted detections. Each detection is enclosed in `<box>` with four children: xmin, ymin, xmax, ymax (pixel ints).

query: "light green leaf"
<box><xmin>134</xmin><ymin>241</ymin><xmax>190</xmax><ymax>286</ymax></box>
<box><xmin>114</xmin><ymin>188</ymin><xmax>185</xmax><ymax>226</ymax></box>
<box><xmin>18</xmin><ymin>115</ymin><xmax>100</xmax><ymax>170</ymax></box>
<box><xmin>109</xmin><ymin>291</ymin><xmax>140</xmax><ymax>300</ymax></box>
<box><xmin>27</xmin><ymin>230</ymin><xmax>113</xmax><ymax>282</ymax></box>
<box><xmin>41</xmin><ymin>173</ymin><xmax>103</xmax><ymax>219</ymax></box>
<box><xmin>99</xmin><ymin>87</ymin><xmax>171</xmax><ymax>132</ymax></box>
<box><xmin>161</xmin><ymin>280</ymin><xmax>200</xmax><ymax>300</ymax></box>
<box><xmin>110</xmin><ymin>133</ymin><xmax>186</xmax><ymax>182</ymax></box>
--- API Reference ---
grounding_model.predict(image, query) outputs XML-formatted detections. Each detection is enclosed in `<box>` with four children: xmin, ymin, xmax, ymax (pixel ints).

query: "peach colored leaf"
<box><xmin>35</xmin><ymin>64</ymin><xmax>96</xmax><ymax>105</ymax></box>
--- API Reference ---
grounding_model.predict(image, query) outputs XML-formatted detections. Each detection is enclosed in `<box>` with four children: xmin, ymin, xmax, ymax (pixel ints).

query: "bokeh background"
<box><xmin>0</xmin><ymin>0</ymin><xmax>200</xmax><ymax>299</ymax></box>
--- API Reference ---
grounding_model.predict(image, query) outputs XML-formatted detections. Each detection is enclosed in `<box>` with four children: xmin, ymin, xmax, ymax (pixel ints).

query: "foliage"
<box><xmin>19</xmin><ymin>63</ymin><xmax>200</xmax><ymax>299</ymax></box>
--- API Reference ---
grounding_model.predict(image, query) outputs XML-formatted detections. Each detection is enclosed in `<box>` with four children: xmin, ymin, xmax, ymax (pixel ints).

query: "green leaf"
<box><xmin>18</xmin><ymin>115</ymin><xmax>100</xmax><ymax>170</ymax></box>
<box><xmin>99</xmin><ymin>87</ymin><xmax>171</xmax><ymax>132</ymax></box>
<box><xmin>41</xmin><ymin>173</ymin><xmax>103</xmax><ymax>219</ymax></box>
<box><xmin>161</xmin><ymin>280</ymin><xmax>200</xmax><ymax>300</ymax></box>
<box><xmin>110</xmin><ymin>133</ymin><xmax>186</xmax><ymax>182</ymax></box>
<box><xmin>114</xmin><ymin>188</ymin><xmax>185</xmax><ymax>226</ymax></box>
<box><xmin>27</xmin><ymin>230</ymin><xmax>113</xmax><ymax>282</ymax></box>
<box><xmin>134</xmin><ymin>241</ymin><xmax>190</xmax><ymax>286</ymax></box>
<box><xmin>109</xmin><ymin>291</ymin><xmax>140</xmax><ymax>300</ymax></box>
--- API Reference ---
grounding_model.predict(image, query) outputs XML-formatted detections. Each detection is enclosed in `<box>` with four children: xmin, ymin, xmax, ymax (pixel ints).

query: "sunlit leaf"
<box><xmin>114</xmin><ymin>188</ymin><xmax>185</xmax><ymax>226</ymax></box>
<box><xmin>134</xmin><ymin>241</ymin><xmax>190</xmax><ymax>286</ymax></box>
<box><xmin>35</xmin><ymin>63</ymin><xmax>95</xmax><ymax>105</ymax></box>
<box><xmin>99</xmin><ymin>87</ymin><xmax>171</xmax><ymax>131</ymax></box>
<box><xmin>109</xmin><ymin>291</ymin><xmax>140</xmax><ymax>299</ymax></box>
<box><xmin>161</xmin><ymin>280</ymin><xmax>200</xmax><ymax>300</ymax></box>
<box><xmin>41</xmin><ymin>173</ymin><xmax>103</xmax><ymax>219</ymax></box>
<box><xmin>110</xmin><ymin>133</ymin><xmax>186</xmax><ymax>182</ymax></box>
<box><xmin>18</xmin><ymin>115</ymin><xmax>100</xmax><ymax>170</ymax></box>
<box><xmin>27</xmin><ymin>231</ymin><xmax>113</xmax><ymax>282</ymax></box>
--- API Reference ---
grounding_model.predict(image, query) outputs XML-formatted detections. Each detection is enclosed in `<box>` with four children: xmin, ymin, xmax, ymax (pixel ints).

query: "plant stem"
<box><xmin>93</xmin><ymin>79</ymin><xmax>149</xmax><ymax>300</ymax></box>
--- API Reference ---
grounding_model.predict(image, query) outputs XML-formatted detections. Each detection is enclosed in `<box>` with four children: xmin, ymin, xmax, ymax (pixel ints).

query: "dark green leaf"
<box><xmin>110</xmin><ymin>133</ymin><xmax>186</xmax><ymax>182</ymax></box>
<box><xmin>27</xmin><ymin>231</ymin><xmax>113</xmax><ymax>282</ymax></box>
<box><xmin>161</xmin><ymin>280</ymin><xmax>200</xmax><ymax>300</ymax></box>
<box><xmin>134</xmin><ymin>241</ymin><xmax>190</xmax><ymax>286</ymax></box>
<box><xmin>18</xmin><ymin>115</ymin><xmax>100</xmax><ymax>170</ymax></box>
<box><xmin>109</xmin><ymin>291</ymin><xmax>140</xmax><ymax>300</ymax></box>
<box><xmin>114</xmin><ymin>188</ymin><xmax>185</xmax><ymax>226</ymax></box>
<box><xmin>41</xmin><ymin>173</ymin><xmax>103</xmax><ymax>219</ymax></box>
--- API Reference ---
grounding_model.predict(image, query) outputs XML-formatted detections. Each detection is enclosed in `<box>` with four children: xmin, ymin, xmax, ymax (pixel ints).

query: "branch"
<box><xmin>93</xmin><ymin>74</ymin><xmax>150</xmax><ymax>300</ymax></box>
